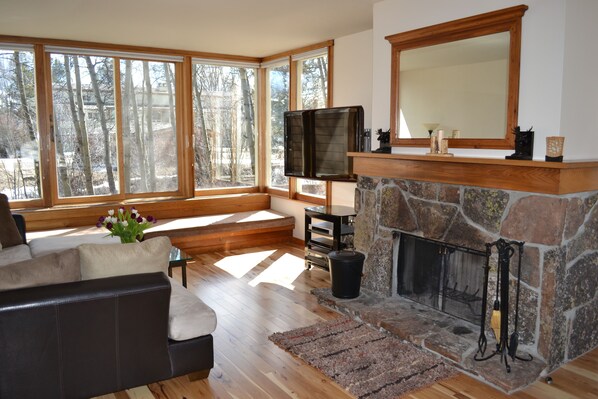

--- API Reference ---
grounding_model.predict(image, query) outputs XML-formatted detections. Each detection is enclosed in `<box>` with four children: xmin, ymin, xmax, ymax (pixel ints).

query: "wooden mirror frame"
<box><xmin>386</xmin><ymin>5</ymin><xmax>528</xmax><ymax>149</ymax></box>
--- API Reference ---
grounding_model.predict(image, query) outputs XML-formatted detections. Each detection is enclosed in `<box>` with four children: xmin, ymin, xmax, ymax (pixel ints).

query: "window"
<box><xmin>120</xmin><ymin>59</ymin><xmax>178</xmax><ymax>194</ymax></box>
<box><xmin>48</xmin><ymin>48</ymin><xmax>182</xmax><ymax>201</ymax></box>
<box><xmin>266</xmin><ymin>62</ymin><xmax>289</xmax><ymax>190</ymax></box>
<box><xmin>50</xmin><ymin>54</ymin><xmax>118</xmax><ymax>198</ymax></box>
<box><xmin>263</xmin><ymin>47</ymin><xmax>331</xmax><ymax>203</ymax></box>
<box><xmin>0</xmin><ymin>46</ymin><xmax>40</xmax><ymax>201</ymax></box>
<box><xmin>192</xmin><ymin>62</ymin><xmax>257</xmax><ymax>190</ymax></box>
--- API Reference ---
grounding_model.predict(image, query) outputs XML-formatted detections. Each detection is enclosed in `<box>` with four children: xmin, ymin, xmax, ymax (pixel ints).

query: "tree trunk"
<box><xmin>192</xmin><ymin>71</ymin><xmax>211</xmax><ymax>185</ymax></box>
<box><xmin>164</xmin><ymin>63</ymin><xmax>176</xmax><ymax>129</ymax></box>
<box><xmin>143</xmin><ymin>62</ymin><xmax>156</xmax><ymax>191</ymax></box>
<box><xmin>13</xmin><ymin>51</ymin><xmax>41</xmax><ymax>197</ymax></box>
<box><xmin>316</xmin><ymin>57</ymin><xmax>328</xmax><ymax>105</ymax></box>
<box><xmin>125</xmin><ymin>60</ymin><xmax>147</xmax><ymax>192</ymax></box>
<box><xmin>72</xmin><ymin>58</ymin><xmax>94</xmax><ymax>195</ymax></box>
<box><xmin>239</xmin><ymin>68</ymin><xmax>255</xmax><ymax>180</ymax></box>
<box><xmin>122</xmin><ymin>60</ymin><xmax>132</xmax><ymax>193</ymax></box>
<box><xmin>53</xmin><ymin>122</ymin><xmax>72</xmax><ymax>197</ymax></box>
<box><xmin>65</xmin><ymin>56</ymin><xmax>89</xmax><ymax>195</ymax></box>
<box><xmin>85</xmin><ymin>56</ymin><xmax>116</xmax><ymax>194</ymax></box>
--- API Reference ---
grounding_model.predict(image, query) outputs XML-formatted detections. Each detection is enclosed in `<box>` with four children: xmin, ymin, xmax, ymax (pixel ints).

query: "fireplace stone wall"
<box><xmin>353</xmin><ymin>175</ymin><xmax>598</xmax><ymax>370</ymax></box>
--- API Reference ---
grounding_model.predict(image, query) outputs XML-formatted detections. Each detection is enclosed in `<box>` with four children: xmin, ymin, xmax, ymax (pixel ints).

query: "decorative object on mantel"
<box><xmin>452</xmin><ymin>129</ymin><xmax>461</xmax><ymax>138</ymax></box>
<box><xmin>426</xmin><ymin>130</ymin><xmax>454</xmax><ymax>157</ymax></box>
<box><xmin>373</xmin><ymin>128</ymin><xmax>391</xmax><ymax>153</ymax></box>
<box><xmin>505</xmin><ymin>126</ymin><xmax>534</xmax><ymax>160</ymax></box>
<box><xmin>474</xmin><ymin>238</ymin><xmax>533</xmax><ymax>373</ymax></box>
<box><xmin>545</xmin><ymin>136</ymin><xmax>565</xmax><ymax>162</ymax></box>
<box><xmin>97</xmin><ymin>207</ymin><xmax>157</xmax><ymax>243</ymax></box>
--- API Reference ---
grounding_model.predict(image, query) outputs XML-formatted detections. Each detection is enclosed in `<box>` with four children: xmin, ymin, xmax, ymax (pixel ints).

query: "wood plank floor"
<box><xmin>98</xmin><ymin>243</ymin><xmax>598</xmax><ymax>399</ymax></box>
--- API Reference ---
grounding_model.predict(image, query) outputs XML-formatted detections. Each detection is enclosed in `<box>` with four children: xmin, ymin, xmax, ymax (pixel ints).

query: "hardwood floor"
<box><xmin>98</xmin><ymin>243</ymin><xmax>598</xmax><ymax>399</ymax></box>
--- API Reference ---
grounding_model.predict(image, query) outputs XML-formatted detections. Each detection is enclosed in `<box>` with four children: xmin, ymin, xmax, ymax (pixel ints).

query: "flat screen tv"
<box><xmin>284</xmin><ymin>106</ymin><xmax>363</xmax><ymax>182</ymax></box>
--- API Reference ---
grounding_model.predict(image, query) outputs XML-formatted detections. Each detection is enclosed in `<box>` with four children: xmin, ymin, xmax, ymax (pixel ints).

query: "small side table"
<box><xmin>169</xmin><ymin>246</ymin><xmax>192</xmax><ymax>287</ymax></box>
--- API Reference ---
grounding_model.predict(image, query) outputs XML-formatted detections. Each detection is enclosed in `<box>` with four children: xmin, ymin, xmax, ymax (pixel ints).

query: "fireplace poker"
<box><xmin>476</xmin><ymin>244</ymin><xmax>493</xmax><ymax>356</ymax></box>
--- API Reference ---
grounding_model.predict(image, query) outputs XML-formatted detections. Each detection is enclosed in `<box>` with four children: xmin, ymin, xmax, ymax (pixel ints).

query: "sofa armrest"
<box><xmin>0</xmin><ymin>272</ymin><xmax>172</xmax><ymax>399</ymax></box>
<box><xmin>11</xmin><ymin>213</ymin><xmax>26</xmax><ymax>244</ymax></box>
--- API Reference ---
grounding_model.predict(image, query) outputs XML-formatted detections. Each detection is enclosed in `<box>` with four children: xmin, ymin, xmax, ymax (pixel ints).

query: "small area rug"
<box><xmin>269</xmin><ymin>316</ymin><xmax>458</xmax><ymax>399</ymax></box>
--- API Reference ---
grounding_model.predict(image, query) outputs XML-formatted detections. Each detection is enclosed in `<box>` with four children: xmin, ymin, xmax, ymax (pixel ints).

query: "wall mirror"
<box><xmin>386</xmin><ymin>5</ymin><xmax>528</xmax><ymax>149</ymax></box>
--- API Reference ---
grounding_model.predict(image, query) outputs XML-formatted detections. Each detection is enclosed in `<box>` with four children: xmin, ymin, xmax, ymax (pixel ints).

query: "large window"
<box><xmin>48</xmin><ymin>49</ymin><xmax>181</xmax><ymax>201</ymax></box>
<box><xmin>192</xmin><ymin>62</ymin><xmax>257</xmax><ymax>190</ymax></box>
<box><xmin>0</xmin><ymin>46</ymin><xmax>40</xmax><ymax>201</ymax></box>
<box><xmin>0</xmin><ymin>35</ymin><xmax>333</xmax><ymax>212</ymax></box>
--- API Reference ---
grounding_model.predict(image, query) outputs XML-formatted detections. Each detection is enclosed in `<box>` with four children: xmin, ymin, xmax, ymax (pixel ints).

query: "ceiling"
<box><xmin>0</xmin><ymin>0</ymin><xmax>379</xmax><ymax>58</ymax></box>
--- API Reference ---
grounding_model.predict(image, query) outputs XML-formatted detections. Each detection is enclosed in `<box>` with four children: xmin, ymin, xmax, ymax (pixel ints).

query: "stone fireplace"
<box><xmin>353</xmin><ymin>173</ymin><xmax>598</xmax><ymax>373</ymax></box>
<box><xmin>311</xmin><ymin>153</ymin><xmax>598</xmax><ymax>391</ymax></box>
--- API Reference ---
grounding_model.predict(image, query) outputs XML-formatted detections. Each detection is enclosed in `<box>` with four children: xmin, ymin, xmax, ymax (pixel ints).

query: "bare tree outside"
<box><xmin>120</xmin><ymin>59</ymin><xmax>177</xmax><ymax>194</ymax></box>
<box><xmin>0</xmin><ymin>48</ymin><xmax>41</xmax><ymax>200</ymax></box>
<box><xmin>51</xmin><ymin>54</ymin><xmax>117</xmax><ymax>198</ymax></box>
<box><xmin>192</xmin><ymin>63</ymin><xmax>256</xmax><ymax>190</ymax></box>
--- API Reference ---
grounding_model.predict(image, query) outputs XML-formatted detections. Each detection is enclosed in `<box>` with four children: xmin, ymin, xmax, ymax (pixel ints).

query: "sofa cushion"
<box><xmin>29</xmin><ymin>233</ymin><xmax>121</xmax><ymax>258</ymax></box>
<box><xmin>78</xmin><ymin>236</ymin><xmax>171</xmax><ymax>280</ymax></box>
<box><xmin>0</xmin><ymin>194</ymin><xmax>24</xmax><ymax>248</ymax></box>
<box><xmin>168</xmin><ymin>277</ymin><xmax>217</xmax><ymax>341</ymax></box>
<box><xmin>0</xmin><ymin>249</ymin><xmax>80</xmax><ymax>292</ymax></box>
<box><xmin>0</xmin><ymin>244</ymin><xmax>33</xmax><ymax>267</ymax></box>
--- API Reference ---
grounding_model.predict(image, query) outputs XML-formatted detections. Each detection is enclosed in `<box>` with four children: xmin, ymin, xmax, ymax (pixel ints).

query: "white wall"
<box><xmin>373</xmin><ymin>0</ymin><xmax>571</xmax><ymax>159</ymax></box>
<box><xmin>271</xmin><ymin>29</ymin><xmax>373</xmax><ymax>239</ymax></box>
<box><xmin>559</xmin><ymin>0</ymin><xmax>598</xmax><ymax>159</ymax></box>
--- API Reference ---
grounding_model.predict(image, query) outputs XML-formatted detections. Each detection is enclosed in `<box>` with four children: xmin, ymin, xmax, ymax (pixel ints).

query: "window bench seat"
<box><xmin>25</xmin><ymin>209</ymin><xmax>295</xmax><ymax>255</ymax></box>
<box><xmin>142</xmin><ymin>209</ymin><xmax>295</xmax><ymax>254</ymax></box>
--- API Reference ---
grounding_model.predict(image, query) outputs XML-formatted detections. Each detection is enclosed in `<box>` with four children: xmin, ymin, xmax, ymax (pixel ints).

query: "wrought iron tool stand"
<box><xmin>474</xmin><ymin>238</ymin><xmax>533</xmax><ymax>372</ymax></box>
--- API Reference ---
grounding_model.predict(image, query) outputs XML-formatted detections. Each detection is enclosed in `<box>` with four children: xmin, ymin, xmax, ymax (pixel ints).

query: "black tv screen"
<box><xmin>284</xmin><ymin>106</ymin><xmax>363</xmax><ymax>182</ymax></box>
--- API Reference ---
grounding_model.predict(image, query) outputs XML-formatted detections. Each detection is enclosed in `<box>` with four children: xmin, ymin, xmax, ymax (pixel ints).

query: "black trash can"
<box><xmin>328</xmin><ymin>249</ymin><xmax>365</xmax><ymax>299</ymax></box>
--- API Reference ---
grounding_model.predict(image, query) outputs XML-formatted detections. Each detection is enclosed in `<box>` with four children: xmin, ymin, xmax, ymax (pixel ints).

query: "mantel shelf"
<box><xmin>348</xmin><ymin>152</ymin><xmax>598</xmax><ymax>194</ymax></box>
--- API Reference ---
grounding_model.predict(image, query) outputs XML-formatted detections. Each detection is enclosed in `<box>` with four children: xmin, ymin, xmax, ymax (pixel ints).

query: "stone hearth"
<box><xmin>312</xmin><ymin>287</ymin><xmax>546</xmax><ymax>392</ymax></box>
<box><xmin>346</xmin><ymin>175</ymin><xmax>598</xmax><ymax>391</ymax></box>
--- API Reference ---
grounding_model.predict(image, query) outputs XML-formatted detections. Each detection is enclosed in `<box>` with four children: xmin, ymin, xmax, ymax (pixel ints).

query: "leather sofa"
<box><xmin>0</xmin><ymin>215</ymin><xmax>215</xmax><ymax>398</ymax></box>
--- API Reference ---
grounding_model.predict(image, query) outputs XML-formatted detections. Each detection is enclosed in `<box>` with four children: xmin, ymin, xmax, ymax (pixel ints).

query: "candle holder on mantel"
<box><xmin>426</xmin><ymin>130</ymin><xmax>454</xmax><ymax>157</ymax></box>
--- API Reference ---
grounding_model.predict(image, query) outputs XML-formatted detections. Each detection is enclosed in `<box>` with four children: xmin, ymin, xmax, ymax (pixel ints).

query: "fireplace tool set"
<box><xmin>474</xmin><ymin>238</ymin><xmax>533</xmax><ymax>372</ymax></box>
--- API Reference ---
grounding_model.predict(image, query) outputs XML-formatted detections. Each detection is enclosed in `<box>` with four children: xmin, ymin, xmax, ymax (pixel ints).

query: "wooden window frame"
<box><xmin>0</xmin><ymin>35</ymin><xmax>261</xmax><ymax>210</ymax></box>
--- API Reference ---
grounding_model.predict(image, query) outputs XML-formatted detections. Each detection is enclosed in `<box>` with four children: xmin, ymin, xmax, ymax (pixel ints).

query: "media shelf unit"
<box><xmin>304</xmin><ymin>205</ymin><xmax>356</xmax><ymax>270</ymax></box>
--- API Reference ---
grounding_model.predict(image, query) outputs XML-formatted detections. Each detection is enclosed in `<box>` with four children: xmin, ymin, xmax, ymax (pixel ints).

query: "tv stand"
<box><xmin>304</xmin><ymin>205</ymin><xmax>356</xmax><ymax>270</ymax></box>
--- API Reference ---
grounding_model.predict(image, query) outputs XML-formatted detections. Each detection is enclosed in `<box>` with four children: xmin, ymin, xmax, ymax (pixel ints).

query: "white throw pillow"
<box><xmin>78</xmin><ymin>236</ymin><xmax>171</xmax><ymax>280</ymax></box>
<box><xmin>168</xmin><ymin>277</ymin><xmax>217</xmax><ymax>341</ymax></box>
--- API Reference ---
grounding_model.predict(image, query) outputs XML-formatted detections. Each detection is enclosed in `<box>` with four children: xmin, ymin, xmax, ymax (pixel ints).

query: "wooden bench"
<box><xmin>143</xmin><ymin>209</ymin><xmax>295</xmax><ymax>254</ymax></box>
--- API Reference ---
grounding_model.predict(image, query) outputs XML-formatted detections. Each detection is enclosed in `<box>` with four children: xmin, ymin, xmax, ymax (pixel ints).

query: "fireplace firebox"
<box><xmin>396</xmin><ymin>232</ymin><xmax>486</xmax><ymax>325</ymax></box>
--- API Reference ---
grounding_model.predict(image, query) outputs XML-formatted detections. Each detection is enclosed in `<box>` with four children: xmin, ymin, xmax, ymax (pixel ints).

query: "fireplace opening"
<box><xmin>396</xmin><ymin>233</ymin><xmax>486</xmax><ymax>325</ymax></box>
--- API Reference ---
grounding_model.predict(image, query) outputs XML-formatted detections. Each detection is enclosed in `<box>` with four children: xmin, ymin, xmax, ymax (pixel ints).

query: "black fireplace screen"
<box><xmin>396</xmin><ymin>233</ymin><xmax>486</xmax><ymax>325</ymax></box>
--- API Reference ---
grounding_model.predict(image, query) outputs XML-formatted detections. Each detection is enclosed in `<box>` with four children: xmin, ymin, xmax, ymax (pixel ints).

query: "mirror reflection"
<box><xmin>398</xmin><ymin>32</ymin><xmax>510</xmax><ymax>139</ymax></box>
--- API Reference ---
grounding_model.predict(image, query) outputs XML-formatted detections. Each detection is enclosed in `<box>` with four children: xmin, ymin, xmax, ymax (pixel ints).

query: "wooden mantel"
<box><xmin>348</xmin><ymin>152</ymin><xmax>598</xmax><ymax>194</ymax></box>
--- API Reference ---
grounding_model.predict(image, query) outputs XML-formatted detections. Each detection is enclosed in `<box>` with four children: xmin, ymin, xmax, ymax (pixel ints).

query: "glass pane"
<box><xmin>298</xmin><ymin>54</ymin><xmax>328</xmax><ymax>196</ymax></box>
<box><xmin>0</xmin><ymin>48</ymin><xmax>41</xmax><ymax>200</ymax></box>
<box><xmin>51</xmin><ymin>54</ymin><xmax>118</xmax><ymax>198</ymax></box>
<box><xmin>120</xmin><ymin>59</ymin><xmax>178</xmax><ymax>194</ymax></box>
<box><xmin>299</xmin><ymin>54</ymin><xmax>328</xmax><ymax>110</ymax></box>
<box><xmin>268</xmin><ymin>64</ymin><xmax>289</xmax><ymax>190</ymax></box>
<box><xmin>298</xmin><ymin>178</ymin><xmax>326</xmax><ymax>197</ymax></box>
<box><xmin>192</xmin><ymin>64</ymin><xmax>257</xmax><ymax>190</ymax></box>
